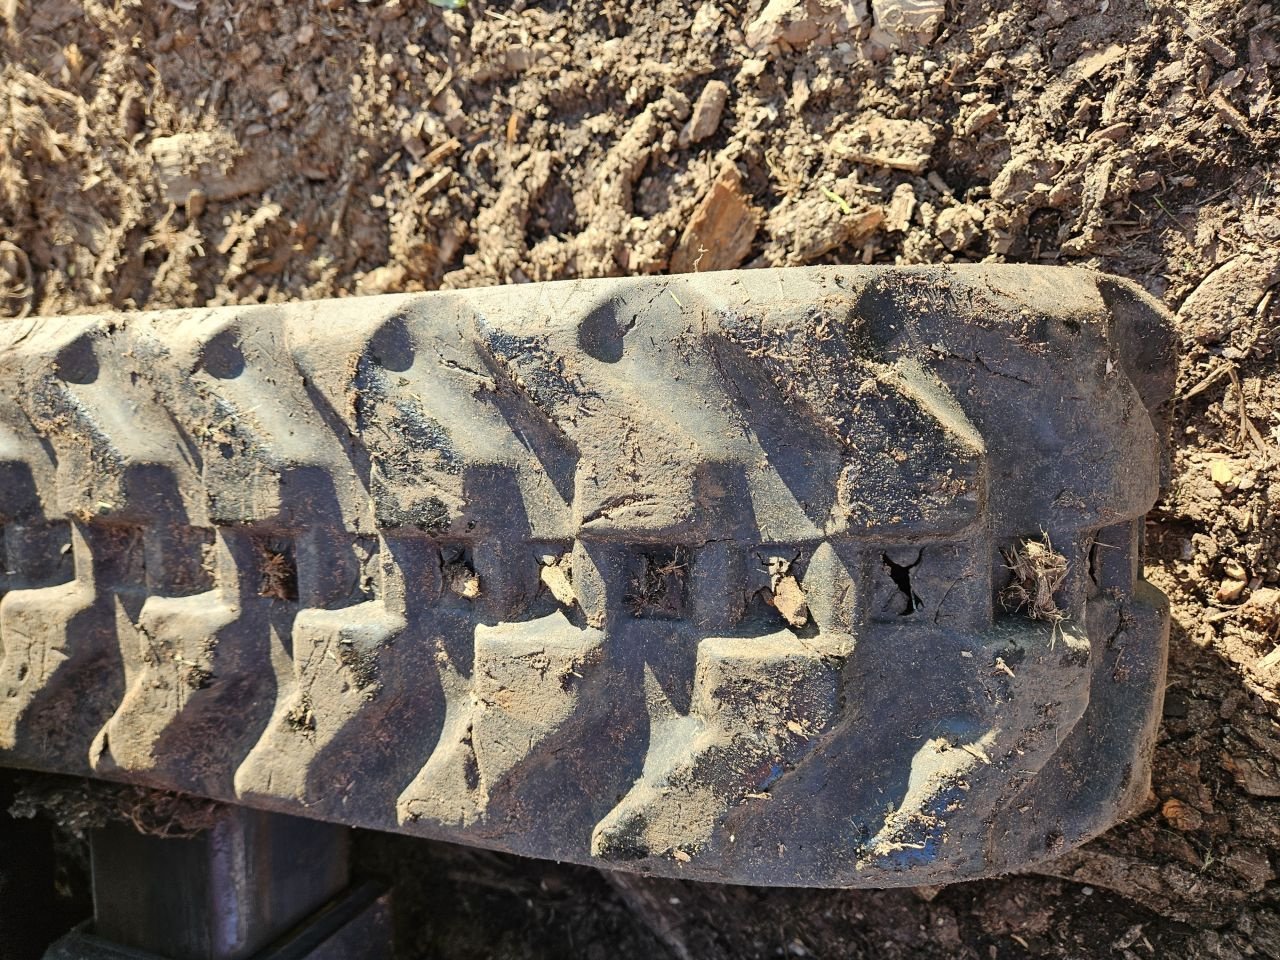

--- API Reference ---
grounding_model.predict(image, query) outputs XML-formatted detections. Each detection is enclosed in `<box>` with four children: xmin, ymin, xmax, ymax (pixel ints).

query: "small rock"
<box><xmin>1216</xmin><ymin>579</ymin><xmax>1246</xmax><ymax>603</ymax></box>
<box><xmin>444</xmin><ymin>560</ymin><xmax>481</xmax><ymax>600</ymax></box>
<box><xmin>1135</xmin><ymin>170</ymin><xmax>1162</xmax><ymax>191</ymax></box>
<box><xmin>1209</xmin><ymin>459</ymin><xmax>1237</xmax><ymax>489</ymax></box>
<box><xmin>1089</xmin><ymin>121</ymin><xmax>1132</xmax><ymax>143</ymax></box>
<box><xmin>539</xmin><ymin>557</ymin><xmax>577</xmax><ymax>608</ymax></box>
<box><xmin>1223</xmin><ymin>559</ymin><xmax>1248</xmax><ymax>581</ymax></box>
<box><xmin>679</xmin><ymin>80</ymin><xmax>730</xmax><ymax>147</ymax></box>
<box><xmin>691</xmin><ymin>2</ymin><xmax>724</xmax><ymax>38</ymax></box>
<box><xmin>356</xmin><ymin>264</ymin><xmax>407</xmax><ymax>296</ymax></box>
<box><xmin>670</xmin><ymin>165</ymin><xmax>760</xmax><ymax>274</ymax></box>
<box><xmin>934</xmin><ymin>204</ymin><xmax>984</xmax><ymax>251</ymax></box>
<box><xmin>267</xmin><ymin>89</ymin><xmax>290</xmax><ymax>115</ymax></box>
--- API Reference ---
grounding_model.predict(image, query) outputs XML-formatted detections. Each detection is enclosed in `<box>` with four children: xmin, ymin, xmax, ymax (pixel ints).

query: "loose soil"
<box><xmin>1</xmin><ymin>0</ymin><xmax>1278</xmax><ymax>957</ymax></box>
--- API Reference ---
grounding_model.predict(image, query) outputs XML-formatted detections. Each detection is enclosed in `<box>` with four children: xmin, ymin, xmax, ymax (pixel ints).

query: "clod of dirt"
<box><xmin>285</xmin><ymin>692</ymin><xmax>317</xmax><ymax>736</ymax></box>
<box><xmin>1255</xmin><ymin>646</ymin><xmax>1280</xmax><ymax>686</ymax></box>
<box><xmin>670</xmin><ymin>165</ymin><xmax>760</xmax><ymax>273</ymax></box>
<box><xmin>444</xmin><ymin>559</ymin><xmax>481</xmax><ymax>600</ymax></box>
<box><xmin>763</xmin><ymin>177</ymin><xmax>883</xmax><ymax>265</ymax></box>
<box><xmin>832</xmin><ymin>114</ymin><xmax>937</xmax><ymax>174</ymax></box>
<box><xmin>869</xmin><ymin>0</ymin><xmax>945</xmax><ymax>52</ymax></box>
<box><xmin>679</xmin><ymin>80</ymin><xmax>729</xmax><ymax>147</ymax></box>
<box><xmin>1222</xmin><ymin>755</ymin><xmax>1280</xmax><ymax>798</ymax></box>
<box><xmin>1177</xmin><ymin>251</ymin><xmax>1280</xmax><ymax>346</ymax></box>
<box><xmin>1001</xmin><ymin>537</ymin><xmax>1069</xmax><ymax>624</ymax></box>
<box><xmin>1241</xmin><ymin>587</ymin><xmax>1279</xmax><ymax>632</ymax></box>
<box><xmin>935</xmin><ymin>204</ymin><xmax>985</xmax><ymax>252</ymax></box>
<box><xmin>765</xmin><ymin>556</ymin><xmax>810</xmax><ymax>629</ymax></box>
<box><xmin>147</xmin><ymin>131</ymin><xmax>271</xmax><ymax>206</ymax></box>
<box><xmin>744</xmin><ymin>0</ymin><xmax>863</xmax><ymax>54</ymax></box>
<box><xmin>0</xmin><ymin>240</ymin><xmax>32</xmax><ymax>318</ymax></box>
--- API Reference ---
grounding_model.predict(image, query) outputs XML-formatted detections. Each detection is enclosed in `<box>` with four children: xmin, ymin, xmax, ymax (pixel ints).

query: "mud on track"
<box><xmin>1</xmin><ymin>0</ymin><xmax>1277</xmax><ymax>957</ymax></box>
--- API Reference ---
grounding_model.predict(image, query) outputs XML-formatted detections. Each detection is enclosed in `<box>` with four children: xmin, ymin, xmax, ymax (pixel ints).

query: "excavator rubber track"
<box><xmin>0</xmin><ymin>265</ymin><xmax>1174</xmax><ymax>887</ymax></box>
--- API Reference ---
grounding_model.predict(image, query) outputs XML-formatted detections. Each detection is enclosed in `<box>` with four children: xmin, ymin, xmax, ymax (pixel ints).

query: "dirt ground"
<box><xmin>1</xmin><ymin>0</ymin><xmax>1277</xmax><ymax>956</ymax></box>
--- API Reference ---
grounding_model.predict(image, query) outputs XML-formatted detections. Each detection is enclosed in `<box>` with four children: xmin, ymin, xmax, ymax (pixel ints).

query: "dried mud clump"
<box><xmin>1001</xmin><ymin>536</ymin><xmax>1070</xmax><ymax>625</ymax></box>
<box><xmin>285</xmin><ymin>692</ymin><xmax>317</xmax><ymax>736</ymax></box>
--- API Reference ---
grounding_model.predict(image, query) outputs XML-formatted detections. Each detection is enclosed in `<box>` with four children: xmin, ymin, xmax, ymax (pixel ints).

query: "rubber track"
<box><xmin>0</xmin><ymin>266</ymin><xmax>1174</xmax><ymax>887</ymax></box>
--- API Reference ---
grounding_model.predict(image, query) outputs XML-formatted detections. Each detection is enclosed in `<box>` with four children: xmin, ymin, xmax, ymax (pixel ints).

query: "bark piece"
<box><xmin>670</xmin><ymin>167</ymin><xmax>759</xmax><ymax>273</ymax></box>
<box><xmin>679</xmin><ymin>81</ymin><xmax>730</xmax><ymax>147</ymax></box>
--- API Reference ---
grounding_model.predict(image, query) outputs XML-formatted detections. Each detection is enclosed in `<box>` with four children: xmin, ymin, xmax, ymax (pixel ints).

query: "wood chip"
<box><xmin>679</xmin><ymin>80</ymin><xmax>729</xmax><ymax>147</ymax></box>
<box><xmin>884</xmin><ymin>183</ymin><xmax>916</xmax><ymax>232</ymax></box>
<box><xmin>670</xmin><ymin>166</ymin><xmax>760</xmax><ymax>274</ymax></box>
<box><xmin>1223</xmin><ymin>755</ymin><xmax>1280</xmax><ymax>797</ymax></box>
<box><xmin>1160</xmin><ymin>797</ymin><xmax>1204</xmax><ymax>831</ymax></box>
